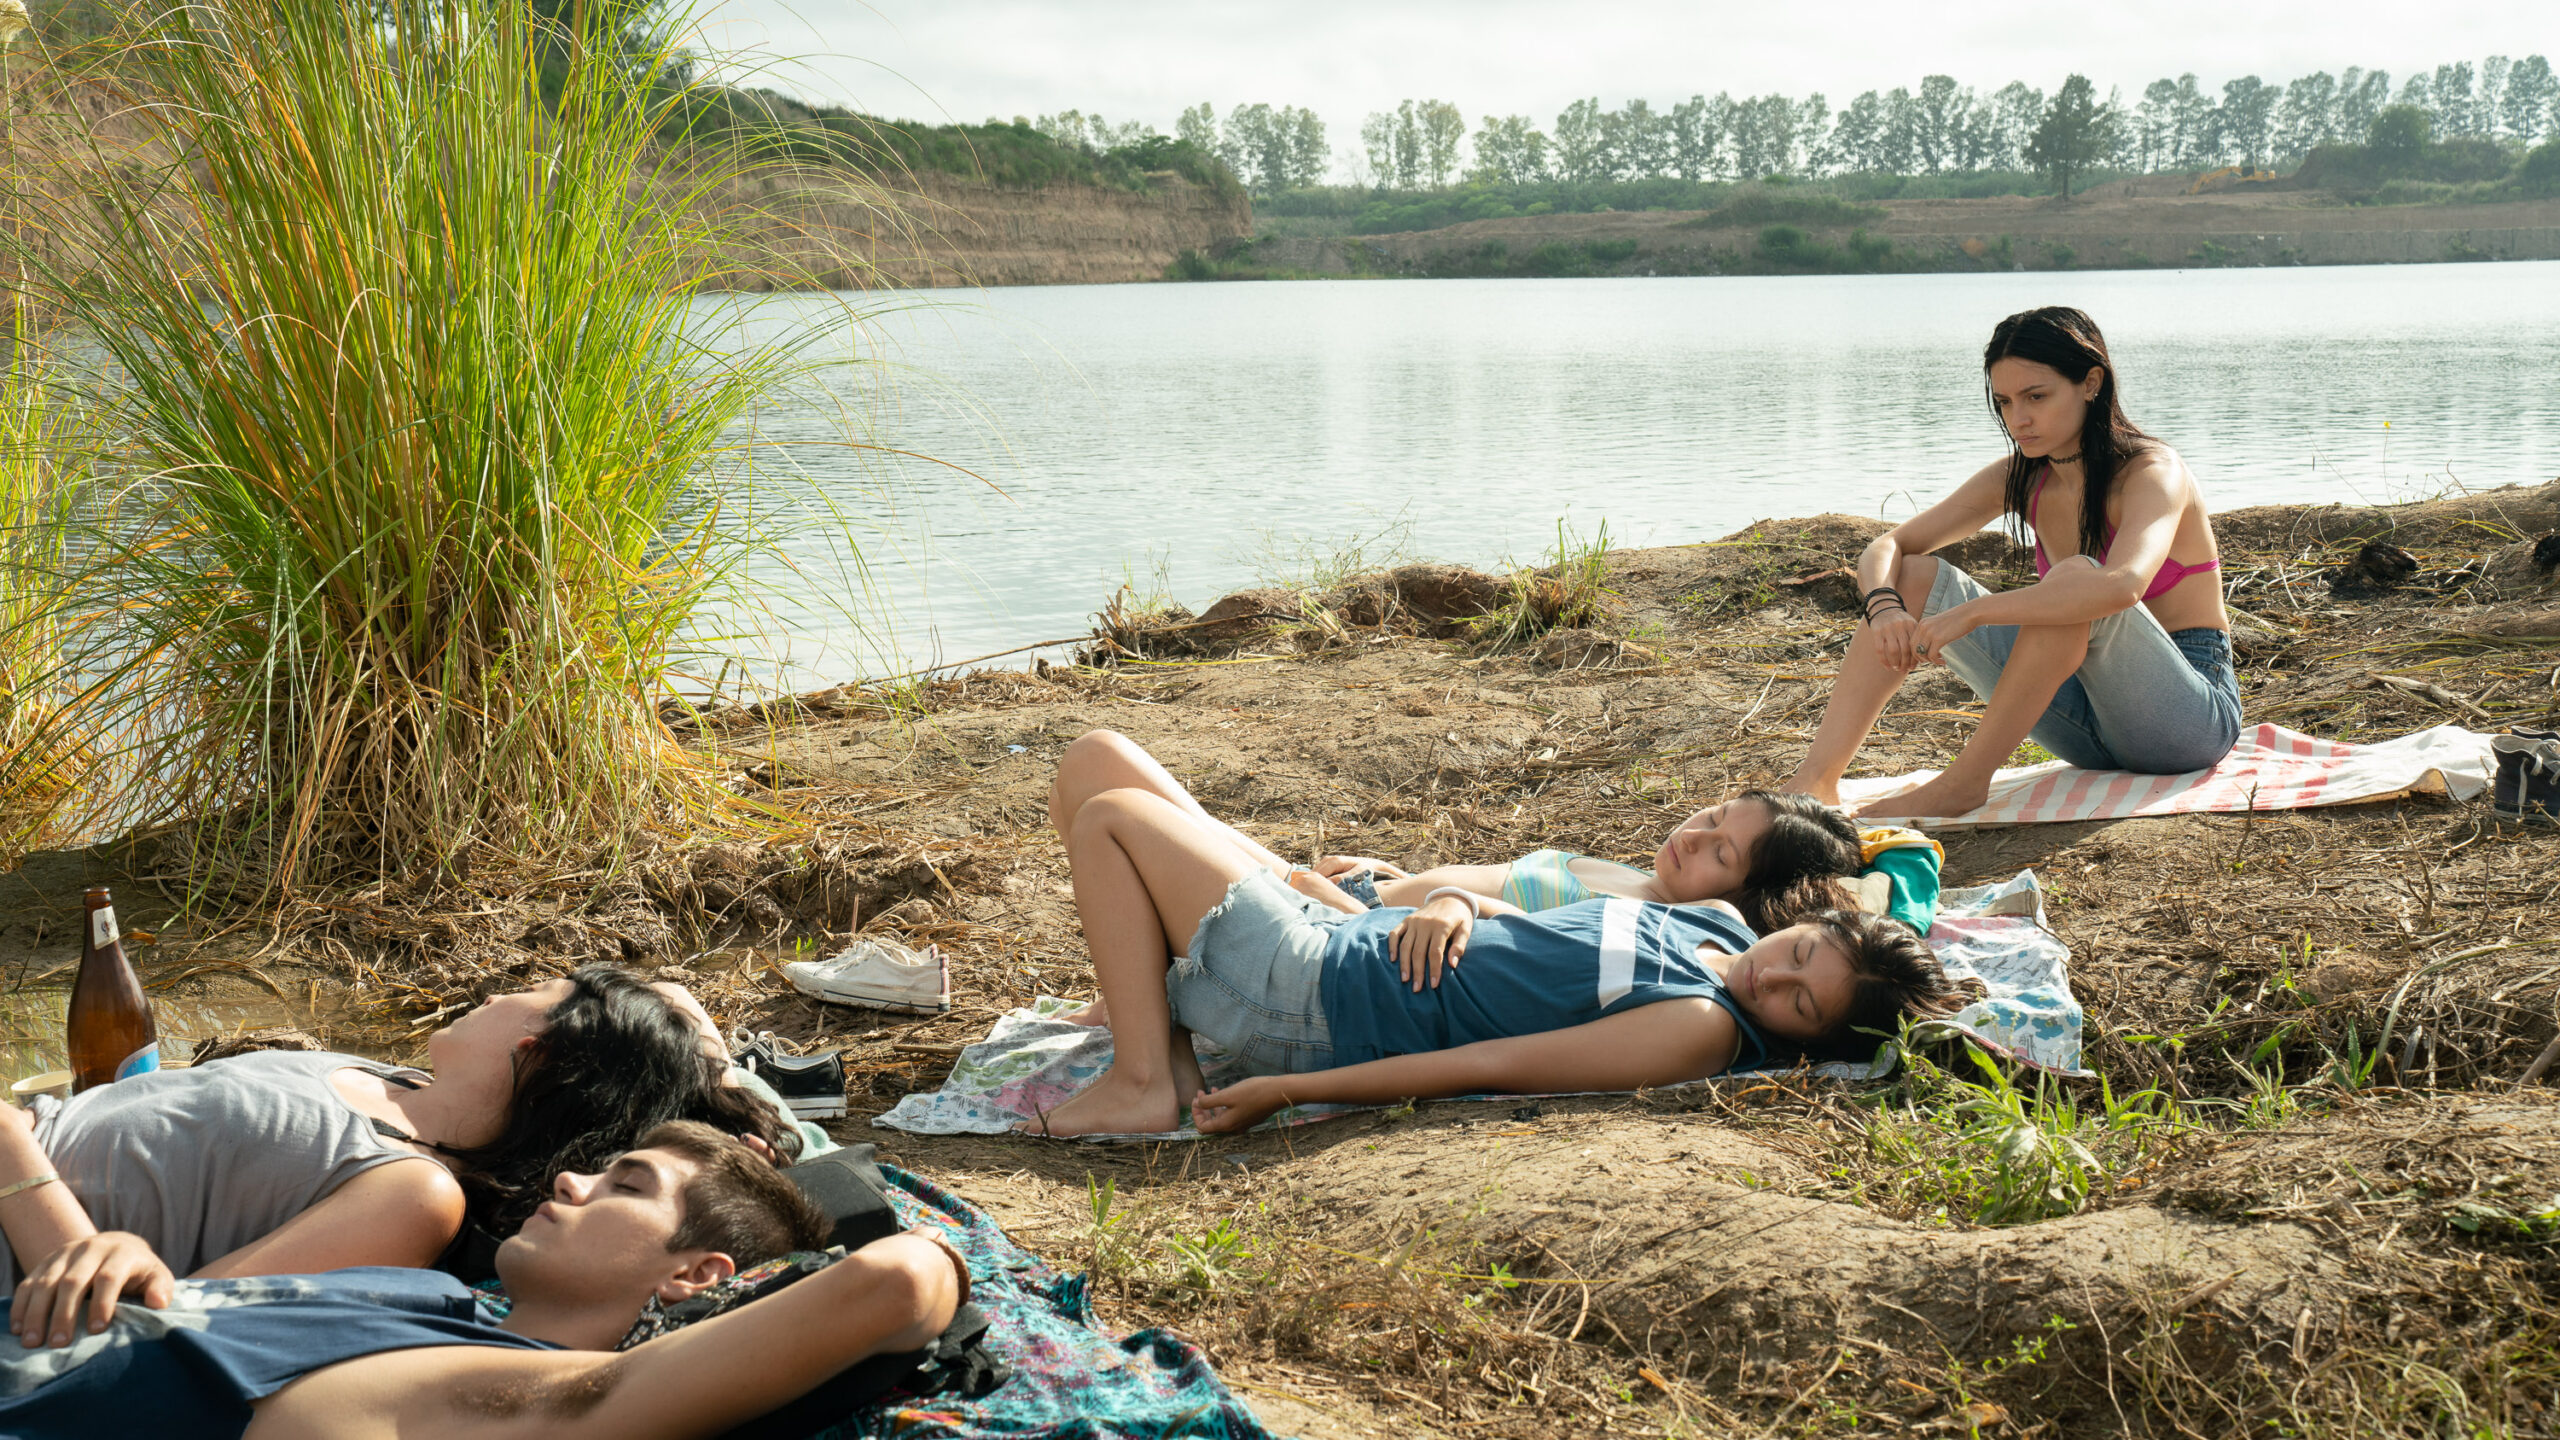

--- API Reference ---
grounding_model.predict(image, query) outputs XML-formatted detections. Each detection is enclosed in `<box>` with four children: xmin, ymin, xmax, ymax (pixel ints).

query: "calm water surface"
<box><xmin>709</xmin><ymin>263</ymin><xmax>2560</xmax><ymax>684</ymax></box>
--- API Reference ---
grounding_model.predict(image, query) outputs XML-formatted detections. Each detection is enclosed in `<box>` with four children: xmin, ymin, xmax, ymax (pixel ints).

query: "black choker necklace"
<box><xmin>2048</xmin><ymin>450</ymin><xmax>2083</xmax><ymax>465</ymax></box>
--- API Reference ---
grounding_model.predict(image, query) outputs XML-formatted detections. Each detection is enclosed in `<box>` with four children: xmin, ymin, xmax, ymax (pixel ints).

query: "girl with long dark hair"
<box><xmin>1784</xmin><ymin>306</ymin><xmax>2241</xmax><ymax>817</ymax></box>
<box><xmin>0</xmin><ymin>967</ymin><xmax>797</xmax><ymax>1292</ymax></box>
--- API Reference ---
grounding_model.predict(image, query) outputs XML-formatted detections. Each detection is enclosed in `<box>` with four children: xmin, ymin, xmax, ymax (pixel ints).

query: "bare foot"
<box><xmin>1854</xmin><ymin>772</ymin><xmax>1986</xmax><ymax>820</ymax></box>
<box><xmin>1781</xmin><ymin>772</ymin><xmax>1843</xmax><ymax>807</ymax></box>
<box><xmin>1015</xmin><ymin>1068</ymin><xmax>1181</xmax><ymax>1137</ymax></box>
<box><xmin>1171</xmin><ymin>1043</ymin><xmax>1207</xmax><ymax>1113</ymax></box>
<box><xmin>1285</xmin><ymin>867</ymin><xmax>1366</xmax><ymax>914</ymax></box>
<box><xmin>1058</xmin><ymin>996</ymin><xmax>1110</xmax><ymax>1027</ymax></box>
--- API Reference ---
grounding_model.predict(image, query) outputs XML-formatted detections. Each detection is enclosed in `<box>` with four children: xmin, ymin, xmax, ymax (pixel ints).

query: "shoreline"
<box><xmin>1201</xmin><ymin>190</ymin><xmax>2560</xmax><ymax>281</ymax></box>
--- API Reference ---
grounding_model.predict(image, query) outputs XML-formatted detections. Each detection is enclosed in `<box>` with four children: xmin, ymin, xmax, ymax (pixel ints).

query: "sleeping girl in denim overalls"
<box><xmin>1022</xmin><ymin>750</ymin><xmax>1966</xmax><ymax>1137</ymax></box>
<box><xmin>1046</xmin><ymin>730</ymin><xmax>1941</xmax><ymax>1028</ymax></box>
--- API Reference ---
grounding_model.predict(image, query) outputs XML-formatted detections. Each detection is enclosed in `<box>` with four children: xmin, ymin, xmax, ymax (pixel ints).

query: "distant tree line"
<box><xmin>1149</xmin><ymin>53</ymin><xmax>2553</xmax><ymax>197</ymax></box>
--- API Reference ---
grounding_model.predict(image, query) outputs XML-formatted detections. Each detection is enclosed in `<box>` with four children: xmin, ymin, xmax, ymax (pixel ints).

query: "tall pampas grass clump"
<box><xmin>16</xmin><ymin>0</ymin><xmax>849</xmax><ymax>896</ymax></box>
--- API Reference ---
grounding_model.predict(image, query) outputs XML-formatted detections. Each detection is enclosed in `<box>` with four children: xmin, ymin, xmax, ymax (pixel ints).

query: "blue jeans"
<box><xmin>1169</xmin><ymin>871</ymin><xmax>1340</xmax><ymax>1076</ymax></box>
<box><xmin>1927</xmin><ymin>560</ymin><xmax>2244</xmax><ymax>774</ymax></box>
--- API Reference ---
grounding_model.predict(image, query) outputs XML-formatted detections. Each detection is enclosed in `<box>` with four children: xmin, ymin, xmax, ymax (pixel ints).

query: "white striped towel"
<box><xmin>1839</xmin><ymin>723</ymin><xmax>2494</xmax><ymax>829</ymax></box>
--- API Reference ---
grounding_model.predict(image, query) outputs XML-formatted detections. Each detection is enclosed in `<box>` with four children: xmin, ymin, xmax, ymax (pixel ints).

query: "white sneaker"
<box><xmin>785</xmin><ymin>937</ymin><xmax>950</xmax><ymax>1015</ymax></box>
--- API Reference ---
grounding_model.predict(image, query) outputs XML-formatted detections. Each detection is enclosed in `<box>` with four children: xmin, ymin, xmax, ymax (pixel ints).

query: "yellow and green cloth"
<box><xmin>1857</xmin><ymin>826</ymin><xmax>1943</xmax><ymax>934</ymax></box>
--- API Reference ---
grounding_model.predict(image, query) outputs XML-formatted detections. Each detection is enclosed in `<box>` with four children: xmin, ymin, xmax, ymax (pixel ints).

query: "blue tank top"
<box><xmin>1318</xmin><ymin>897</ymin><xmax>1774</xmax><ymax>1073</ymax></box>
<box><xmin>0</xmin><ymin>1267</ymin><xmax>557</xmax><ymax>1438</ymax></box>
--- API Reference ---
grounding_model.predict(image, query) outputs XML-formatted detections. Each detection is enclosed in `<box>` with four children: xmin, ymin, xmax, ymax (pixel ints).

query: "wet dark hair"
<box><xmin>445</xmin><ymin>966</ymin><xmax>803</xmax><ymax>1241</ymax></box>
<box><xmin>1984</xmin><ymin>306</ymin><xmax>2157</xmax><ymax>562</ymax></box>
<box><xmin>1727</xmin><ymin>790</ymin><xmax>1863</xmax><ymax>933</ymax></box>
<box><xmin>1791</xmin><ymin>908</ymin><xmax>1966</xmax><ymax>1064</ymax></box>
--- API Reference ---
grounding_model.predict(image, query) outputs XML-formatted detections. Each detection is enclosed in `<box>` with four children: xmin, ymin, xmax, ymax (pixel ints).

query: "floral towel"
<box><xmin>871</xmin><ymin>1000</ymin><xmax>1361</xmax><ymax>1140</ymax></box>
<box><xmin>818</xmin><ymin>1167</ymin><xmax>1280</xmax><ymax>1440</ymax></box>
<box><xmin>872</xmin><ymin>871</ymin><xmax>2089</xmax><ymax>1139</ymax></box>
<box><xmin>1906</xmin><ymin>870</ymin><xmax>2090</xmax><ymax>1078</ymax></box>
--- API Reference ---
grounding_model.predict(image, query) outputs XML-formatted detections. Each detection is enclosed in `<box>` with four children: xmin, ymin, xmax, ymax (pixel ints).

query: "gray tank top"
<box><xmin>10</xmin><ymin>1049</ymin><xmax>439</xmax><ymax>1286</ymax></box>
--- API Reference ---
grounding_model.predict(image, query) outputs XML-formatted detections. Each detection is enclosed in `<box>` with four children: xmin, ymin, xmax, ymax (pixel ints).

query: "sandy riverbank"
<box><xmin>18</xmin><ymin>481</ymin><xmax>2560</xmax><ymax>1437</ymax></box>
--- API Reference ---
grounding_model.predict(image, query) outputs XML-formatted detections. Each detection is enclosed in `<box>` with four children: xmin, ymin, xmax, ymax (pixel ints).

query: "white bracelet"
<box><xmin>1421</xmin><ymin>886</ymin><xmax>1485</xmax><ymax>918</ymax></box>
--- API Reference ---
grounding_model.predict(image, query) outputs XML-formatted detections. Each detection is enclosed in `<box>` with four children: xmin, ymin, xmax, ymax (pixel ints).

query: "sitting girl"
<box><xmin>0</xmin><ymin>968</ymin><xmax>796</xmax><ymax>1289</ymax></box>
<box><xmin>1785</xmin><ymin>305</ymin><xmax>2240</xmax><ymax>817</ymax></box>
<box><xmin>1049</xmin><ymin>729</ymin><xmax>1866</xmax><ymax>934</ymax></box>
<box><xmin>1026</xmin><ymin>784</ymin><xmax>1960</xmax><ymax>1137</ymax></box>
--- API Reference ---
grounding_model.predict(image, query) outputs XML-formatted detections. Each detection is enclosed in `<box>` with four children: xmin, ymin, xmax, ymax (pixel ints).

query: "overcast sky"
<box><xmin>699</xmin><ymin>1</ymin><xmax>2551</xmax><ymax>150</ymax></box>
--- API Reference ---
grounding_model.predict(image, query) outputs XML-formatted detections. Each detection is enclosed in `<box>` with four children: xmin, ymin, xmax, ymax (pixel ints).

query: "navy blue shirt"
<box><xmin>0</xmin><ymin>1267</ymin><xmax>556</xmax><ymax>1439</ymax></box>
<box><xmin>1319</xmin><ymin>897</ymin><xmax>1773</xmax><ymax>1072</ymax></box>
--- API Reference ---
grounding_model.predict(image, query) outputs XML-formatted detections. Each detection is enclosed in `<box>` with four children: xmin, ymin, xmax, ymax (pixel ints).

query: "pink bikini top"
<box><xmin>2028</xmin><ymin>466</ymin><xmax>2220</xmax><ymax>602</ymax></box>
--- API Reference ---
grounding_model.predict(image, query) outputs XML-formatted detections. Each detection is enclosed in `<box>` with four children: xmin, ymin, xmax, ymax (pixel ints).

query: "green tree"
<box><xmin>1553</xmin><ymin>97</ymin><xmax>1606</xmax><ymax>182</ymax></box>
<box><xmin>1827</xmin><ymin>90</ymin><xmax>1884</xmax><ymax>173</ymax></box>
<box><xmin>1417</xmin><ymin>99</ymin><xmax>1466</xmax><ymax>187</ymax></box>
<box><xmin>2134</xmin><ymin>78</ymin><xmax>2177</xmax><ymax>172</ymax></box>
<box><xmin>2431</xmin><ymin>60</ymin><xmax>2476</xmax><ymax>135</ymax></box>
<box><xmin>1617</xmin><ymin>97</ymin><xmax>1672</xmax><ymax>179</ymax></box>
<box><xmin>2501</xmin><ymin>55</ymin><xmax>2555</xmax><ymax>142</ymax></box>
<box><xmin>1988</xmin><ymin>81</ymin><xmax>2045</xmax><ymax>170</ymax></box>
<box><xmin>1357</xmin><ymin>112</ymin><xmax>1393</xmax><ymax>188</ymax></box>
<box><xmin>1670</xmin><ymin>94</ymin><xmax>1718</xmax><ymax>180</ymax></box>
<box><xmin>2169</xmin><ymin>73</ymin><xmax>2216</xmax><ymax>166</ymax></box>
<box><xmin>1915</xmin><ymin>73</ymin><xmax>1962</xmax><ymax>171</ymax></box>
<box><xmin>2217</xmin><ymin>75</ymin><xmax>2276</xmax><ymax>169</ymax></box>
<box><xmin>2480</xmin><ymin>56</ymin><xmax>2512</xmax><ymax>138</ymax></box>
<box><xmin>2366</xmin><ymin>102</ymin><xmax>2430</xmax><ymax>170</ymax></box>
<box><xmin>1467</xmin><ymin>114</ymin><xmax>1549</xmax><ymax>183</ymax></box>
<box><xmin>1878</xmin><ymin>86</ymin><xmax>1920</xmax><ymax>173</ymax></box>
<box><xmin>2025</xmin><ymin>73</ymin><xmax>2115</xmax><ymax>199</ymax></box>
<box><xmin>1176</xmin><ymin>102</ymin><xmax>1217</xmax><ymax>153</ymax></box>
<box><xmin>1284</xmin><ymin>107</ymin><xmax>1328</xmax><ymax>189</ymax></box>
<box><xmin>1392</xmin><ymin>100</ymin><xmax>1425</xmax><ymax>187</ymax></box>
<box><xmin>2276</xmin><ymin>71</ymin><xmax>2337</xmax><ymax>158</ymax></box>
<box><xmin>2336</xmin><ymin>67</ymin><xmax>2391</xmax><ymax>137</ymax></box>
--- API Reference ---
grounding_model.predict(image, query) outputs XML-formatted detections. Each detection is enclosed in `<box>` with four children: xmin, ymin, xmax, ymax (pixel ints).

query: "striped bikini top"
<box><xmin>2028</xmin><ymin>465</ymin><xmax>2220</xmax><ymax>601</ymax></box>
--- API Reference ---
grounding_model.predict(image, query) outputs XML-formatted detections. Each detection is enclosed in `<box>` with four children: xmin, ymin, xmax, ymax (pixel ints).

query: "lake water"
<box><xmin>708</xmin><ymin>262</ymin><xmax>2560</xmax><ymax>686</ymax></box>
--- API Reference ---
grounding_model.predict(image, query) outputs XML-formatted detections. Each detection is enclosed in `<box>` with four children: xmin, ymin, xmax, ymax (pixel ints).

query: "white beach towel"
<box><xmin>1841</xmin><ymin>723</ymin><xmax>2492</xmax><ymax>829</ymax></box>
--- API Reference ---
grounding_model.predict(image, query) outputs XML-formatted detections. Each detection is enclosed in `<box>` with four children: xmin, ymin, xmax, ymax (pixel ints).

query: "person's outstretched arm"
<box><xmin>1189</xmin><ymin>997</ymin><xmax>1741</xmax><ymax>1133</ymax></box>
<box><xmin>1365</xmin><ymin>864</ymin><xmax>1522</xmax><ymax>913</ymax></box>
<box><xmin>250</xmin><ymin>1232</ymin><xmax>962</xmax><ymax>1440</ymax></box>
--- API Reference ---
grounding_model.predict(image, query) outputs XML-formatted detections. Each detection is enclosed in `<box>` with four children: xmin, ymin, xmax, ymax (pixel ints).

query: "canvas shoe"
<box><xmin>2491</xmin><ymin>727</ymin><xmax>2560</xmax><ymax>825</ymax></box>
<box><xmin>727</xmin><ymin>1030</ymin><xmax>848</xmax><ymax>1121</ymax></box>
<box><xmin>785</xmin><ymin>936</ymin><xmax>951</xmax><ymax>1016</ymax></box>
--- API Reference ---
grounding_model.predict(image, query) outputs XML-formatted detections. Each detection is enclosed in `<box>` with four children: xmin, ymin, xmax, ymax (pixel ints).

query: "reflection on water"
<box><xmin>701</xmin><ymin>262</ymin><xmax>2560</xmax><ymax>685</ymax></box>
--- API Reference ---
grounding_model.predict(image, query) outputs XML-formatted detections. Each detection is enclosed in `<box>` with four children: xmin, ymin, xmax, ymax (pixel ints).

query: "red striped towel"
<box><xmin>1839</xmin><ymin>723</ymin><xmax>2494</xmax><ymax>829</ymax></box>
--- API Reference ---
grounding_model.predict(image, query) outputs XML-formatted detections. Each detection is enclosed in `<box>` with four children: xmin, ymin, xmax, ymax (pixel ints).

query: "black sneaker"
<box><xmin>2491</xmin><ymin>727</ymin><xmax>2560</xmax><ymax>825</ymax></box>
<box><xmin>730</xmin><ymin>1030</ymin><xmax>849</xmax><ymax>1120</ymax></box>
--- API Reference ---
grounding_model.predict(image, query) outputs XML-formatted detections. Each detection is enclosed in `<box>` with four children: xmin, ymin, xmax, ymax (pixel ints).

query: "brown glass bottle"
<box><xmin>68</xmin><ymin>886</ymin><xmax>159</xmax><ymax>1094</ymax></box>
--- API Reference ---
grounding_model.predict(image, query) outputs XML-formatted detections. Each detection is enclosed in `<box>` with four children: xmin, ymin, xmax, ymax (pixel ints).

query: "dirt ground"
<box><xmin>17</xmin><ymin>482</ymin><xmax>2560</xmax><ymax>1437</ymax></box>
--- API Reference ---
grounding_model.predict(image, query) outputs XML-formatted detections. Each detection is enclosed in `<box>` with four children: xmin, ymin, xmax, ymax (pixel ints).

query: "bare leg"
<box><xmin>1051</xmin><ymin>731</ymin><xmax>1296</xmax><ymax>1026</ymax></box>
<box><xmin>1866</xmin><ymin>621</ymin><xmax>2088</xmax><ymax>818</ymax></box>
<box><xmin>1048</xmin><ymin>730</ymin><xmax>1291</xmax><ymax>873</ymax></box>
<box><xmin>1024</xmin><ymin>789</ymin><xmax>1258</xmax><ymax>1138</ymax></box>
<box><xmin>1785</xmin><ymin>553</ymin><xmax>1942</xmax><ymax>805</ymax></box>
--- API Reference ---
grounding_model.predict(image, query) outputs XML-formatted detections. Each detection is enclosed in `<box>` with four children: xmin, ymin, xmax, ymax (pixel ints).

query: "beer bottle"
<box><xmin>68</xmin><ymin>886</ymin><xmax>158</xmax><ymax>1094</ymax></box>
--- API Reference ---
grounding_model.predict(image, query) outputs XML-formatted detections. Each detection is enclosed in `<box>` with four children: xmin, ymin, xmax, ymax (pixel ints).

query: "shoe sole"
<box><xmin>2493</xmin><ymin>805</ymin><xmax>2560</xmax><ymax>826</ymax></box>
<box><xmin>797</xmin><ymin>986</ymin><xmax>950</xmax><ymax>1015</ymax></box>
<box><xmin>785</xmin><ymin>1097</ymin><xmax>848</xmax><ymax>1119</ymax></box>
